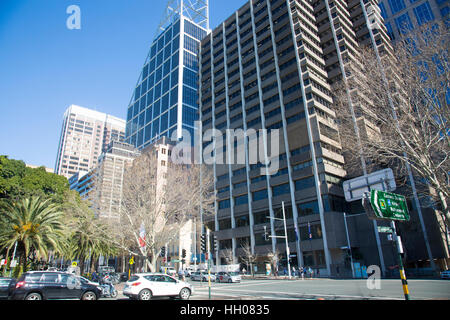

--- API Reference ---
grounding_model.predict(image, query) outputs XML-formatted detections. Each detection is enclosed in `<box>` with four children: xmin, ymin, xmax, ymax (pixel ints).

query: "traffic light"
<box><xmin>160</xmin><ymin>246</ymin><xmax>166</xmax><ymax>257</ymax></box>
<box><xmin>182</xmin><ymin>249</ymin><xmax>186</xmax><ymax>258</ymax></box>
<box><xmin>263</xmin><ymin>226</ymin><xmax>269</xmax><ymax>241</ymax></box>
<box><xmin>213</xmin><ymin>235</ymin><xmax>218</xmax><ymax>252</ymax></box>
<box><xmin>200</xmin><ymin>234</ymin><xmax>206</xmax><ymax>252</ymax></box>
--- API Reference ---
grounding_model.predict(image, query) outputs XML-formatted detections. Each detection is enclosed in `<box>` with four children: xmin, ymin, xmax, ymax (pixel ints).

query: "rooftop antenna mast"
<box><xmin>156</xmin><ymin>0</ymin><xmax>209</xmax><ymax>38</ymax></box>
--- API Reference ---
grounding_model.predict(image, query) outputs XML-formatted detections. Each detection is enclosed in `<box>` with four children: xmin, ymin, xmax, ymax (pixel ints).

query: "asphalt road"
<box><xmin>112</xmin><ymin>278</ymin><xmax>450</xmax><ymax>300</ymax></box>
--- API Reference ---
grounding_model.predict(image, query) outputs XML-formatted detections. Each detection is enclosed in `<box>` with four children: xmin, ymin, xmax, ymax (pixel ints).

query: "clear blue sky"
<box><xmin>0</xmin><ymin>0</ymin><xmax>245</xmax><ymax>170</ymax></box>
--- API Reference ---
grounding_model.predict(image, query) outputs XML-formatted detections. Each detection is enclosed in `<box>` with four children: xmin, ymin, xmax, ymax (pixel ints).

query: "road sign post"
<box><xmin>364</xmin><ymin>189</ymin><xmax>410</xmax><ymax>300</ymax></box>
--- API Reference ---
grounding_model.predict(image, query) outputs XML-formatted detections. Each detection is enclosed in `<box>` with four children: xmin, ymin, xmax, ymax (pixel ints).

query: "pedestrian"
<box><xmin>300</xmin><ymin>267</ymin><xmax>304</xmax><ymax>280</ymax></box>
<box><xmin>283</xmin><ymin>267</ymin><xmax>287</xmax><ymax>276</ymax></box>
<box><xmin>308</xmin><ymin>267</ymin><xmax>313</xmax><ymax>278</ymax></box>
<box><xmin>291</xmin><ymin>266</ymin><xmax>296</xmax><ymax>277</ymax></box>
<box><xmin>242</xmin><ymin>267</ymin><xmax>246</xmax><ymax>275</ymax></box>
<box><xmin>316</xmin><ymin>268</ymin><xmax>320</xmax><ymax>278</ymax></box>
<box><xmin>92</xmin><ymin>271</ymin><xmax>99</xmax><ymax>282</ymax></box>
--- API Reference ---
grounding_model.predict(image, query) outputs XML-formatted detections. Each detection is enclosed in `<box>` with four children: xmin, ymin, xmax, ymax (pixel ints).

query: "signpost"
<box><xmin>364</xmin><ymin>189</ymin><xmax>410</xmax><ymax>300</ymax></box>
<box><xmin>369</xmin><ymin>190</ymin><xmax>410</xmax><ymax>222</ymax></box>
<box><xmin>377</xmin><ymin>226</ymin><xmax>393</xmax><ymax>233</ymax></box>
<box><xmin>129</xmin><ymin>256</ymin><xmax>134</xmax><ymax>279</ymax></box>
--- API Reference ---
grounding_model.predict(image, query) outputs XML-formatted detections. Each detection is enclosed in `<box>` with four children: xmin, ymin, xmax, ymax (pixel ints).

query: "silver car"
<box><xmin>216</xmin><ymin>271</ymin><xmax>241</xmax><ymax>283</ymax></box>
<box><xmin>190</xmin><ymin>271</ymin><xmax>216</xmax><ymax>282</ymax></box>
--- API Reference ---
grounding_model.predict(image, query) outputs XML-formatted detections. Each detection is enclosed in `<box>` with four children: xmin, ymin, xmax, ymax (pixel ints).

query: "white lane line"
<box><xmin>194</xmin><ymin>287</ymin><xmax>404</xmax><ymax>300</ymax></box>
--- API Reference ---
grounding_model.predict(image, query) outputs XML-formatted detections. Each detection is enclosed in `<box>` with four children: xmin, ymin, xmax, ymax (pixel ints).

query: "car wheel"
<box><xmin>139</xmin><ymin>289</ymin><xmax>152</xmax><ymax>301</ymax></box>
<box><xmin>25</xmin><ymin>293</ymin><xmax>42</xmax><ymax>300</ymax></box>
<box><xmin>179</xmin><ymin>288</ymin><xmax>191</xmax><ymax>300</ymax></box>
<box><xmin>228</xmin><ymin>278</ymin><xmax>232</xmax><ymax>283</ymax></box>
<box><xmin>81</xmin><ymin>291</ymin><xmax>98</xmax><ymax>300</ymax></box>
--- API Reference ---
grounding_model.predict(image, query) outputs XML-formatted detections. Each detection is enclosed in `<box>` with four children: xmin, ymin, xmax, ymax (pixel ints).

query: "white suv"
<box><xmin>123</xmin><ymin>273</ymin><xmax>193</xmax><ymax>300</ymax></box>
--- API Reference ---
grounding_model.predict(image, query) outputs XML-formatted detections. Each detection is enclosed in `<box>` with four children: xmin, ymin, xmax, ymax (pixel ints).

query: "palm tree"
<box><xmin>0</xmin><ymin>196</ymin><xmax>65</xmax><ymax>277</ymax></box>
<box><xmin>63</xmin><ymin>191</ymin><xmax>118</xmax><ymax>275</ymax></box>
<box><xmin>66</xmin><ymin>213</ymin><xmax>118</xmax><ymax>275</ymax></box>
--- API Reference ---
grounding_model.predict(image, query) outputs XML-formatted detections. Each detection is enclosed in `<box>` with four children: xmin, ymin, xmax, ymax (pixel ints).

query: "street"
<box><xmin>109</xmin><ymin>278</ymin><xmax>450</xmax><ymax>301</ymax></box>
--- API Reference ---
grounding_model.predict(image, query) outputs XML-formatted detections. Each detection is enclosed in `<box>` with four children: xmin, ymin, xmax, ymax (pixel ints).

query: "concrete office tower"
<box><xmin>93</xmin><ymin>141</ymin><xmax>141</xmax><ymax>219</ymax></box>
<box><xmin>378</xmin><ymin>0</ymin><xmax>448</xmax><ymax>41</ymax></box>
<box><xmin>198</xmin><ymin>0</ymin><xmax>402</xmax><ymax>277</ymax></box>
<box><xmin>125</xmin><ymin>0</ymin><xmax>209</xmax><ymax>150</ymax></box>
<box><xmin>55</xmin><ymin>105</ymin><xmax>126</xmax><ymax>179</ymax></box>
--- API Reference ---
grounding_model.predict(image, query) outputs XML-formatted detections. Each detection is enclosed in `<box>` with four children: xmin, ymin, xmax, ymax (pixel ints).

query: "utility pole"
<box><xmin>391</xmin><ymin>221</ymin><xmax>410</xmax><ymax>300</ymax></box>
<box><xmin>267</xmin><ymin>201</ymin><xmax>291</xmax><ymax>279</ymax></box>
<box><xmin>343</xmin><ymin>212</ymin><xmax>355</xmax><ymax>278</ymax></box>
<box><xmin>194</xmin><ymin>218</ymin><xmax>197</xmax><ymax>271</ymax></box>
<box><xmin>206</xmin><ymin>228</ymin><xmax>212</xmax><ymax>299</ymax></box>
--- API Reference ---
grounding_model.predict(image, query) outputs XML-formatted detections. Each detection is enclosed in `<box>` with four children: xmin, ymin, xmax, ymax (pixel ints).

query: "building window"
<box><xmin>161</xmin><ymin>160</ymin><xmax>166</xmax><ymax>166</ymax></box>
<box><xmin>388</xmin><ymin>0</ymin><xmax>406</xmax><ymax>15</ymax></box>
<box><xmin>218</xmin><ymin>199</ymin><xmax>230</xmax><ymax>210</ymax></box>
<box><xmin>395</xmin><ymin>12</ymin><xmax>414</xmax><ymax>34</ymax></box>
<box><xmin>234</xmin><ymin>194</ymin><xmax>248</xmax><ymax>206</ymax></box>
<box><xmin>252</xmin><ymin>189</ymin><xmax>268</xmax><ymax>201</ymax></box>
<box><xmin>379</xmin><ymin>2</ymin><xmax>388</xmax><ymax>19</ymax></box>
<box><xmin>235</xmin><ymin>215</ymin><xmax>250</xmax><ymax>227</ymax></box>
<box><xmin>413</xmin><ymin>2</ymin><xmax>435</xmax><ymax>26</ymax></box>
<box><xmin>272</xmin><ymin>183</ymin><xmax>290</xmax><ymax>197</ymax></box>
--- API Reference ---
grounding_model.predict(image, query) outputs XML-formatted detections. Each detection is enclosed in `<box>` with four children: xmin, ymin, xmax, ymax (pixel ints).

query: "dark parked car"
<box><xmin>10</xmin><ymin>271</ymin><xmax>102</xmax><ymax>300</ymax></box>
<box><xmin>0</xmin><ymin>277</ymin><xmax>15</xmax><ymax>299</ymax></box>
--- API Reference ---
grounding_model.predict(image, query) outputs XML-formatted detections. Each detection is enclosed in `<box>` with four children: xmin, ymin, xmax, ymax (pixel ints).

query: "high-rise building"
<box><xmin>93</xmin><ymin>141</ymin><xmax>141</xmax><ymax>219</ymax></box>
<box><xmin>197</xmin><ymin>0</ymin><xmax>445</xmax><ymax>277</ymax></box>
<box><xmin>55</xmin><ymin>105</ymin><xmax>126</xmax><ymax>179</ymax></box>
<box><xmin>125</xmin><ymin>1</ymin><xmax>209</xmax><ymax>150</ymax></box>
<box><xmin>378</xmin><ymin>0</ymin><xmax>448</xmax><ymax>41</ymax></box>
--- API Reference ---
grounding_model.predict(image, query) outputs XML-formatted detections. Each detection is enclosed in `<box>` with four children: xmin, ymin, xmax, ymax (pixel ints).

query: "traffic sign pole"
<box><xmin>206</xmin><ymin>228</ymin><xmax>211</xmax><ymax>300</ymax></box>
<box><xmin>391</xmin><ymin>221</ymin><xmax>410</xmax><ymax>300</ymax></box>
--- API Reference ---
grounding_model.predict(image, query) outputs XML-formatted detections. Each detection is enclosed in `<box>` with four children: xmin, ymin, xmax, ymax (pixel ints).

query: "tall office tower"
<box><xmin>93</xmin><ymin>141</ymin><xmax>141</xmax><ymax>219</ymax></box>
<box><xmin>55</xmin><ymin>105</ymin><xmax>126</xmax><ymax>179</ymax></box>
<box><xmin>198</xmin><ymin>0</ymin><xmax>404</xmax><ymax>277</ymax></box>
<box><xmin>377</xmin><ymin>0</ymin><xmax>448</xmax><ymax>41</ymax></box>
<box><xmin>125</xmin><ymin>0</ymin><xmax>209</xmax><ymax>150</ymax></box>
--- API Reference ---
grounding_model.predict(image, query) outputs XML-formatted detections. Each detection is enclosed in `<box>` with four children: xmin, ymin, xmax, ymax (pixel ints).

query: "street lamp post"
<box><xmin>267</xmin><ymin>201</ymin><xmax>291</xmax><ymax>279</ymax></box>
<box><xmin>343</xmin><ymin>212</ymin><xmax>355</xmax><ymax>278</ymax></box>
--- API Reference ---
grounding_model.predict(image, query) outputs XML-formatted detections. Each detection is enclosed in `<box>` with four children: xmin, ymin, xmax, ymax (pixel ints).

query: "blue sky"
<box><xmin>0</xmin><ymin>0</ymin><xmax>245</xmax><ymax>170</ymax></box>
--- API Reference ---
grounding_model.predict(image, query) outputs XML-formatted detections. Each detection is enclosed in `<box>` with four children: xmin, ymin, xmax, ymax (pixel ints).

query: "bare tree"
<box><xmin>333</xmin><ymin>22</ymin><xmax>449</xmax><ymax>232</ymax></box>
<box><xmin>219</xmin><ymin>248</ymin><xmax>234</xmax><ymax>265</ymax></box>
<box><xmin>104</xmin><ymin>148</ymin><xmax>214</xmax><ymax>272</ymax></box>
<box><xmin>240</xmin><ymin>241</ymin><xmax>257</xmax><ymax>277</ymax></box>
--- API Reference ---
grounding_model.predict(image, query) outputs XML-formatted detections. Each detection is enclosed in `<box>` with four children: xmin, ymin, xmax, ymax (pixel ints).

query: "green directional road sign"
<box><xmin>377</xmin><ymin>226</ymin><xmax>393</xmax><ymax>233</ymax></box>
<box><xmin>370</xmin><ymin>190</ymin><xmax>410</xmax><ymax>221</ymax></box>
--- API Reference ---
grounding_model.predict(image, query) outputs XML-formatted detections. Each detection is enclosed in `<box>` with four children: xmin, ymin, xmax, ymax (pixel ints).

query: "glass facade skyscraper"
<box><xmin>125</xmin><ymin>16</ymin><xmax>208</xmax><ymax>149</ymax></box>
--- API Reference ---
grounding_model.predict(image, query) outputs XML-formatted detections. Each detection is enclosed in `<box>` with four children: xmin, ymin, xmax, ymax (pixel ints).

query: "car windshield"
<box><xmin>228</xmin><ymin>272</ymin><xmax>239</xmax><ymax>276</ymax></box>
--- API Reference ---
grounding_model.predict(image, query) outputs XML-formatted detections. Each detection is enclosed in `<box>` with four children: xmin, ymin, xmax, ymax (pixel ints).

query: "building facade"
<box><xmin>125</xmin><ymin>15</ymin><xmax>208</xmax><ymax>150</ymax></box>
<box><xmin>198</xmin><ymin>0</ymin><xmax>447</xmax><ymax>277</ymax></box>
<box><xmin>55</xmin><ymin>105</ymin><xmax>126</xmax><ymax>179</ymax></box>
<box><xmin>93</xmin><ymin>141</ymin><xmax>141</xmax><ymax>219</ymax></box>
<box><xmin>378</xmin><ymin>0</ymin><xmax>448</xmax><ymax>41</ymax></box>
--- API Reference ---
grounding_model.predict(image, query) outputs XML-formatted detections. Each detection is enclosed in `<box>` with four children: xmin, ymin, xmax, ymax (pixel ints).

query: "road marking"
<box><xmin>194</xmin><ymin>286</ymin><xmax>404</xmax><ymax>300</ymax></box>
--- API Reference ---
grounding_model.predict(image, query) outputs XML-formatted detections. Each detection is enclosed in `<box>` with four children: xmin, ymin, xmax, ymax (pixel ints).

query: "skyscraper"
<box><xmin>125</xmin><ymin>0</ymin><xmax>209</xmax><ymax>150</ymax></box>
<box><xmin>55</xmin><ymin>104</ymin><xmax>126</xmax><ymax>179</ymax></box>
<box><xmin>378</xmin><ymin>0</ymin><xmax>448</xmax><ymax>41</ymax></box>
<box><xmin>93</xmin><ymin>141</ymin><xmax>141</xmax><ymax>219</ymax></box>
<box><xmin>198</xmin><ymin>0</ymin><xmax>401</xmax><ymax>276</ymax></box>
